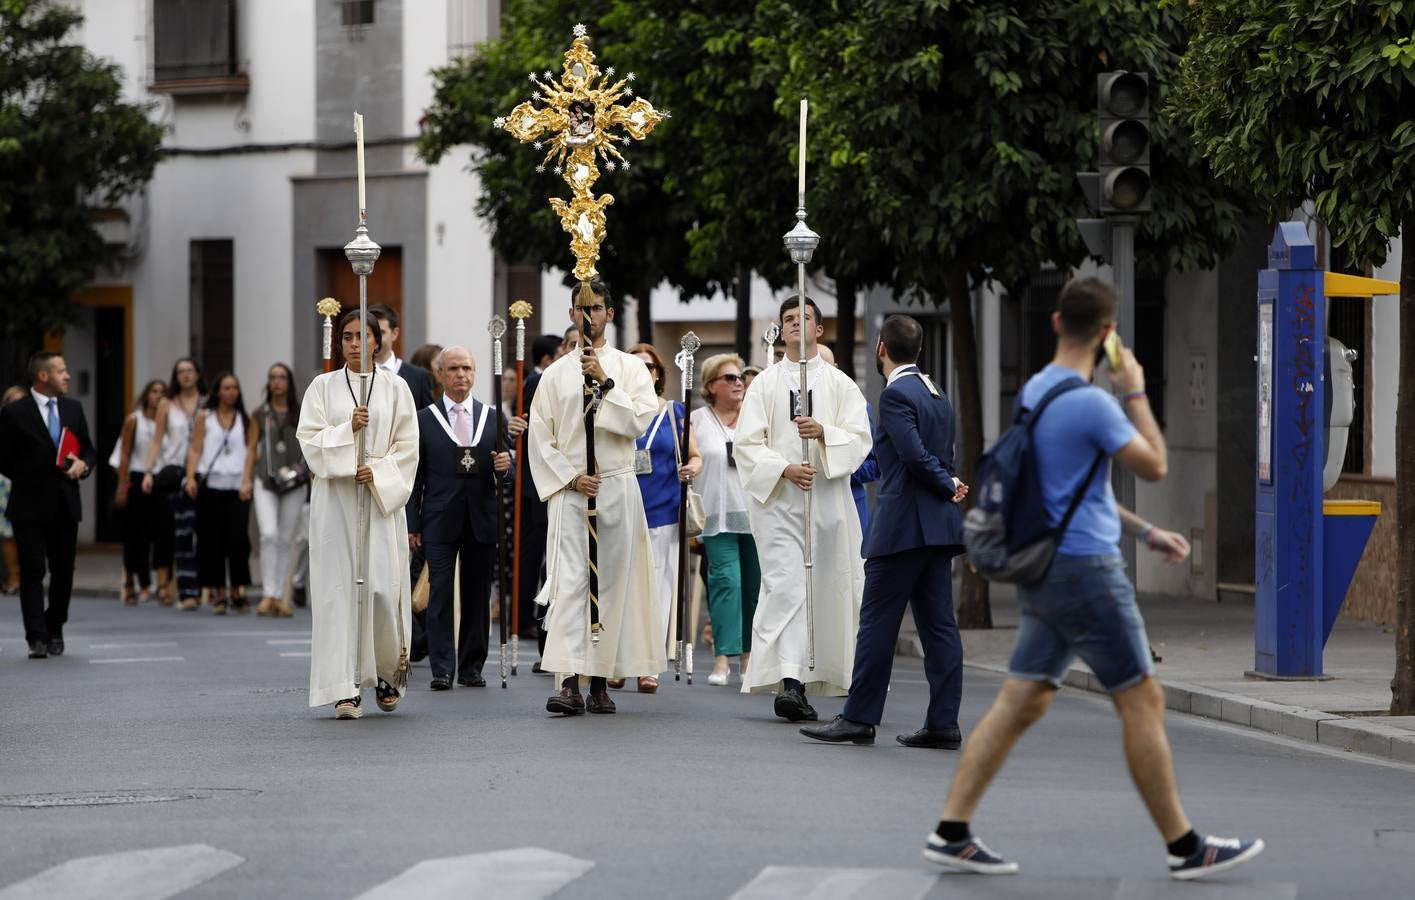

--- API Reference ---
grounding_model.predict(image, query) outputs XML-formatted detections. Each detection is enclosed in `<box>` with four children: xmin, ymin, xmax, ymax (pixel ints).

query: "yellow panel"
<box><xmin>1323</xmin><ymin>499</ymin><xmax>1383</xmax><ymax>516</ymax></box>
<box><xmin>1324</xmin><ymin>272</ymin><xmax>1399</xmax><ymax>297</ymax></box>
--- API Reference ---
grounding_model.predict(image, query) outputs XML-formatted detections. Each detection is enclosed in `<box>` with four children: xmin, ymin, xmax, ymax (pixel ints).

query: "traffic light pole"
<box><xmin>1111</xmin><ymin>216</ymin><xmax>1138</xmax><ymax>584</ymax></box>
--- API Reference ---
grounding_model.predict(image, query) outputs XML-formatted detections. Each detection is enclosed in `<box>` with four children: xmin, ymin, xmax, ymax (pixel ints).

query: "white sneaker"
<box><xmin>707</xmin><ymin>670</ymin><xmax>730</xmax><ymax>686</ymax></box>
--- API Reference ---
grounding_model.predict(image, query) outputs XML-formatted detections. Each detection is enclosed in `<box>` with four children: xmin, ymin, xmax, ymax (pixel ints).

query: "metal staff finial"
<box><xmin>317</xmin><ymin>297</ymin><xmax>342</xmax><ymax>374</ymax></box>
<box><xmin>673</xmin><ymin>330</ymin><xmax>703</xmax><ymax>684</ymax></box>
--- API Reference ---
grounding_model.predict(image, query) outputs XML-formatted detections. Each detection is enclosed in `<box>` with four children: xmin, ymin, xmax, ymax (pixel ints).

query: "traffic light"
<box><xmin>1097</xmin><ymin>71</ymin><xmax>1151</xmax><ymax>213</ymax></box>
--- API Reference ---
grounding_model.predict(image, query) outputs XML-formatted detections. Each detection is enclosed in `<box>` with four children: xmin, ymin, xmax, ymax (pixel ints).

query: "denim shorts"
<box><xmin>1007</xmin><ymin>554</ymin><xmax>1154</xmax><ymax>693</ymax></box>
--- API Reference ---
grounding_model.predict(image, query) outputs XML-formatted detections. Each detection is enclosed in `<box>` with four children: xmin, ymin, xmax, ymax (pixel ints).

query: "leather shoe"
<box><xmin>896</xmin><ymin>726</ymin><xmax>962</xmax><ymax>749</ymax></box>
<box><xmin>409</xmin><ymin>639</ymin><xmax>428</xmax><ymax>663</ymax></box>
<box><xmin>586</xmin><ymin>689</ymin><xmax>617</xmax><ymax>714</ymax></box>
<box><xmin>458</xmin><ymin>673</ymin><xmax>487</xmax><ymax>687</ymax></box>
<box><xmin>27</xmin><ymin>640</ymin><xmax>48</xmax><ymax>659</ymax></box>
<box><xmin>429</xmin><ymin>674</ymin><xmax>452</xmax><ymax>691</ymax></box>
<box><xmin>800</xmin><ymin>715</ymin><xmax>875</xmax><ymax>745</ymax></box>
<box><xmin>546</xmin><ymin>681</ymin><xmax>585</xmax><ymax>715</ymax></box>
<box><xmin>531</xmin><ymin>660</ymin><xmax>549</xmax><ymax>675</ymax></box>
<box><xmin>773</xmin><ymin>689</ymin><xmax>817</xmax><ymax>722</ymax></box>
<box><xmin>46</xmin><ymin>638</ymin><xmax>64</xmax><ymax>657</ymax></box>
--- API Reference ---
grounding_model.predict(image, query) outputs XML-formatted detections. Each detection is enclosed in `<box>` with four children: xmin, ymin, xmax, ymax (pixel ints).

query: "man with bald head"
<box><xmin>407</xmin><ymin>345</ymin><xmax>511</xmax><ymax>690</ymax></box>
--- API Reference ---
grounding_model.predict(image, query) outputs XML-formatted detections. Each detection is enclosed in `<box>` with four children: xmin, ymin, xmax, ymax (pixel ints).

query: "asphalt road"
<box><xmin>2</xmin><ymin>595</ymin><xmax>1413</xmax><ymax>899</ymax></box>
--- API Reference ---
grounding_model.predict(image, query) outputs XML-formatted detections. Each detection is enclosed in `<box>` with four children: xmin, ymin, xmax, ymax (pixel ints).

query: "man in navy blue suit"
<box><xmin>801</xmin><ymin>315</ymin><xmax>969</xmax><ymax>748</ymax></box>
<box><xmin>407</xmin><ymin>346</ymin><xmax>511</xmax><ymax>690</ymax></box>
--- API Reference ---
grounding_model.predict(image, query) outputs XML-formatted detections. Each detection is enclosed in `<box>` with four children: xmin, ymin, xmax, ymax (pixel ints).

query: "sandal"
<box><xmin>255</xmin><ymin>596</ymin><xmax>275</xmax><ymax>616</ymax></box>
<box><xmin>122</xmin><ymin>582</ymin><xmax>138</xmax><ymax>606</ymax></box>
<box><xmin>335</xmin><ymin>696</ymin><xmax>363</xmax><ymax>719</ymax></box>
<box><xmin>375</xmin><ymin>679</ymin><xmax>400</xmax><ymax>712</ymax></box>
<box><xmin>211</xmin><ymin>598</ymin><xmax>227</xmax><ymax>615</ymax></box>
<box><xmin>231</xmin><ymin>594</ymin><xmax>250</xmax><ymax>614</ymax></box>
<box><xmin>637</xmin><ymin>676</ymin><xmax>658</xmax><ymax>694</ymax></box>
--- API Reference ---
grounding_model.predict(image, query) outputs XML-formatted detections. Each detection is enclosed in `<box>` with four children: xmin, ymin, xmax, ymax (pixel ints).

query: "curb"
<box><xmin>895</xmin><ymin>635</ymin><xmax>1414</xmax><ymax>764</ymax></box>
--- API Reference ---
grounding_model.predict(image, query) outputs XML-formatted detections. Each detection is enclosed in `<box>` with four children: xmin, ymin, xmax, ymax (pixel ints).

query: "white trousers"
<box><xmin>253</xmin><ymin>480</ymin><xmax>305</xmax><ymax>597</ymax></box>
<box><xmin>648</xmin><ymin>523</ymin><xmax>679</xmax><ymax>656</ymax></box>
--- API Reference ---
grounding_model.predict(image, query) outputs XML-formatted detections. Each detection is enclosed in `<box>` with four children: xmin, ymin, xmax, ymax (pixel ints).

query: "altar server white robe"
<box><xmin>298</xmin><ymin>368</ymin><xmax>419</xmax><ymax>707</ymax></box>
<box><xmin>530</xmin><ymin>346</ymin><xmax>666</xmax><ymax>678</ymax></box>
<box><xmin>735</xmin><ymin>355</ymin><xmax>871</xmax><ymax>697</ymax></box>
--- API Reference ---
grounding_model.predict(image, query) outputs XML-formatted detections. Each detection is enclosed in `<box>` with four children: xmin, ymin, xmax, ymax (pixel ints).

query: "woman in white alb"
<box><xmin>691</xmin><ymin>353</ymin><xmax>761</xmax><ymax>685</ymax></box>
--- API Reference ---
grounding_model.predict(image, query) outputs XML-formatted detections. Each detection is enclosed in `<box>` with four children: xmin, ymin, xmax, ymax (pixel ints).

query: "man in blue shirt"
<box><xmin>925</xmin><ymin>277</ymin><xmax>1264</xmax><ymax>882</ymax></box>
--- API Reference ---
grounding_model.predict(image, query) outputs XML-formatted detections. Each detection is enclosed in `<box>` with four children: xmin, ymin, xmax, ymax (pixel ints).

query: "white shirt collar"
<box><xmin>886</xmin><ymin>364</ymin><xmax>920</xmax><ymax>386</ymax></box>
<box><xmin>31</xmin><ymin>387</ymin><xmax>57</xmax><ymax>417</ymax></box>
<box><xmin>442</xmin><ymin>394</ymin><xmax>473</xmax><ymax>416</ymax></box>
<box><xmin>378</xmin><ymin>355</ymin><xmax>401</xmax><ymax>374</ymax></box>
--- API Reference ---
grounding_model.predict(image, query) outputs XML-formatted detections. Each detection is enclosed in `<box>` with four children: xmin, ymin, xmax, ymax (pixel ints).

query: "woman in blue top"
<box><xmin>630</xmin><ymin>342</ymin><xmax>702</xmax><ymax>693</ymax></box>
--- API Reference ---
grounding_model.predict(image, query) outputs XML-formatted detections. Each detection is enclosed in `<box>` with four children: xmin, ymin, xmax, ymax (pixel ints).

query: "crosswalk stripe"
<box><xmin>0</xmin><ymin>844</ymin><xmax>242</xmax><ymax>900</ymax></box>
<box><xmin>88</xmin><ymin>641</ymin><xmax>179</xmax><ymax>650</ymax></box>
<box><xmin>279</xmin><ymin>652</ymin><xmax>311</xmax><ymax>658</ymax></box>
<box><xmin>88</xmin><ymin>656</ymin><xmax>185</xmax><ymax>665</ymax></box>
<box><xmin>267</xmin><ymin>639</ymin><xmax>312</xmax><ymax>645</ymax></box>
<box><xmin>726</xmin><ymin>866</ymin><xmax>937</xmax><ymax>900</ymax></box>
<box><xmin>1111</xmin><ymin>879</ymin><xmax>1298</xmax><ymax>899</ymax></box>
<box><xmin>353</xmin><ymin>848</ymin><xmax>594</xmax><ymax>900</ymax></box>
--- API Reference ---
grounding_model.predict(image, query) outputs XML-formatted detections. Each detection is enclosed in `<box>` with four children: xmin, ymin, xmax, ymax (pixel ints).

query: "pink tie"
<box><xmin>452</xmin><ymin>404</ymin><xmax>472</xmax><ymax>445</ymax></box>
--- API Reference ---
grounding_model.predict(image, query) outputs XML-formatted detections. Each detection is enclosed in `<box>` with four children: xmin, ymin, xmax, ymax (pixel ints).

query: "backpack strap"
<box><xmin>1019</xmin><ymin>376</ymin><xmax>1087</xmax><ymax>431</ymax></box>
<box><xmin>1019</xmin><ymin>375</ymin><xmax>1104</xmax><ymax>542</ymax></box>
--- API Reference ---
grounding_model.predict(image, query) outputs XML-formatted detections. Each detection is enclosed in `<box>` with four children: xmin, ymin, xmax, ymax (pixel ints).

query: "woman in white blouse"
<box><xmin>184</xmin><ymin>372</ymin><xmax>258</xmax><ymax>614</ymax></box>
<box><xmin>114</xmin><ymin>379</ymin><xmax>174</xmax><ymax>604</ymax></box>
<box><xmin>690</xmin><ymin>353</ymin><xmax>761</xmax><ymax>685</ymax></box>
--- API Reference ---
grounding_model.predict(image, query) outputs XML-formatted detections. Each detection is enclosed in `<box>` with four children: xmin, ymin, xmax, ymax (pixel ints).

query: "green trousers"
<box><xmin>703</xmin><ymin>532</ymin><xmax>761</xmax><ymax>658</ymax></box>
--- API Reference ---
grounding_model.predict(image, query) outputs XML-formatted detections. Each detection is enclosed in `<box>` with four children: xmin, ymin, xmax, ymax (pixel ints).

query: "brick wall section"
<box><xmin>1330</xmin><ymin>477</ymin><xmax>1397</xmax><ymax>624</ymax></box>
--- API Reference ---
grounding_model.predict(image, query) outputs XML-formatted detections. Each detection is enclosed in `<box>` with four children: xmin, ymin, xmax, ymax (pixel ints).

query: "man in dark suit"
<box><xmin>0</xmin><ymin>352</ymin><xmax>97</xmax><ymax>658</ymax></box>
<box><xmin>801</xmin><ymin>315</ymin><xmax>970</xmax><ymax>748</ymax></box>
<box><xmin>407</xmin><ymin>346</ymin><xmax>511</xmax><ymax>690</ymax></box>
<box><xmin>506</xmin><ymin>334</ymin><xmax>561</xmax><ymax>671</ymax></box>
<box><xmin>368</xmin><ymin>303</ymin><xmax>435</xmax><ymax>659</ymax></box>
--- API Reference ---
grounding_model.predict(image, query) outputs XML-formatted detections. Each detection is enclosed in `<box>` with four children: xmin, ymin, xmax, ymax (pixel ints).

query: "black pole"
<box><xmin>493</xmin><ymin>356</ymin><xmax>508</xmax><ymax>688</ymax></box>
<box><xmin>674</xmin><ymin>382</ymin><xmax>694</xmax><ymax>682</ymax></box>
<box><xmin>579</xmin><ymin>290</ymin><xmax>602</xmax><ymax>641</ymax></box>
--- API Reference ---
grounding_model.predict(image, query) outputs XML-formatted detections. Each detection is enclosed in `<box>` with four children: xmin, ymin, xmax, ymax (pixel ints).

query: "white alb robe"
<box><xmin>735</xmin><ymin>355</ymin><xmax>872</xmax><ymax>697</ymax></box>
<box><xmin>530</xmin><ymin>345</ymin><xmax>665</xmax><ymax>678</ymax></box>
<box><xmin>298</xmin><ymin>367</ymin><xmax>419</xmax><ymax>707</ymax></box>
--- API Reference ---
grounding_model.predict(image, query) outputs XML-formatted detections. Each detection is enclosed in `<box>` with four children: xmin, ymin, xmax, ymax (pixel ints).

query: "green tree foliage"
<box><xmin>1171</xmin><ymin>0</ymin><xmax>1415</xmax><ymax>713</ymax></box>
<box><xmin>0</xmin><ymin>0</ymin><xmax>164</xmax><ymax>339</ymax></box>
<box><xmin>758</xmin><ymin>0</ymin><xmax>1257</xmax><ymax>625</ymax></box>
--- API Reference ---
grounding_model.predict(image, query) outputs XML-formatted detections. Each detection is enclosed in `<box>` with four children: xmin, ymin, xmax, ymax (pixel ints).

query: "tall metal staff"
<box><xmin>762</xmin><ymin>323</ymin><xmax>780</xmax><ymax>369</ymax></box>
<box><xmin>673</xmin><ymin>331</ymin><xmax>702</xmax><ymax>683</ymax></box>
<box><xmin>343</xmin><ymin>112</ymin><xmax>383</xmax><ymax>690</ymax></box>
<box><xmin>318</xmin><ymin>297</ymin><xmax>342</xmax><ymax>374</ymax></box>
<box><xmin>782</xmin><ymin>99</ymin><xmax>821</xmax><ymax>671</ymax></box>
<box><xmin>508</xmin><ymin>300</ymin><xmax>533</xmax><ymax>675</ymax></box>
<box><xmin>489</xmin><ymin>315</ymin><xmax>509</xmax><ymax>688</ymax></box>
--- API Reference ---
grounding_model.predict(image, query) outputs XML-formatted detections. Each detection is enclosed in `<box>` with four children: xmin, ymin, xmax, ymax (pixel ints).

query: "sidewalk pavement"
<box><xmin>899</xmin><ymin>582</ymin><xmax>1415</xmax><ymax>764</ymax></box>
<box><xmin>61</xmin><ymin>548</ymin><xmax>1415</xmax><ymax>762</ymax></box>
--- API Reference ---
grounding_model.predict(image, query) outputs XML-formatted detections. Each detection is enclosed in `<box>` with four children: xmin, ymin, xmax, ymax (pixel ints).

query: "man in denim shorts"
<box><xmin>924</xmin><ymin>277</ymin><xmax>1265</xmax><ymax>881</ymax></box>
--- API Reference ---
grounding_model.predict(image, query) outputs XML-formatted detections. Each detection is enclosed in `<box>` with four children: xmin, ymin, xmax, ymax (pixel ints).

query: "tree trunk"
<box><xmin>734</xmin><ymin>264</ymin><xmax>752</xmax><ymax>361</ymax></box>
<box><xmin>835</xmin><ymin>275</ymin><xmax>858</xmax><ymax>379</ymax></box>
<box><xmin>1392</xmin><ymin>216</ymin><xmax>1415</xmax><ymax>714</ymax></box>
<box><xmin>946</xmin><ymin>266</ymin><xmax>992</xmax><ymax>629</ymax></box>
<box><xmin>635</xmin><ymin>280</ymin><xmax>654</xmax><ymax>348</ymax></box>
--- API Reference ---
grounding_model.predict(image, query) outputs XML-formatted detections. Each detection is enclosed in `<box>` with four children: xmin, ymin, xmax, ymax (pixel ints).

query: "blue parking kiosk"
<box><xmin>1254</xmin><ymin>223</ymin><xmax>1393</xmax><ymax>678</ymax></box>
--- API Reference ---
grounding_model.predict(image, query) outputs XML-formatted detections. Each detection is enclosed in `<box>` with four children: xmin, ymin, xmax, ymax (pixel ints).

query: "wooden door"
<box><xmin>321</xmin><ymin>246</ymin><xmax>404</xmax><ymax>365</ymax></box>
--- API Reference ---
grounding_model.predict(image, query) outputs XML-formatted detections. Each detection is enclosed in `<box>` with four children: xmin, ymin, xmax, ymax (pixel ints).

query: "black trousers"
<box><xmin>424</xmin><ymin>535</ymin><xmax>493</xmax><ymax>680</ymax></box>
<box><xmin>517</xmin><ymin>505</ymin><xmax>549</xmax><ymax>647</ymax></box>
<box><xmin>196</xmin><ymin>487</ymin><xmax>251</xmax><ymax>590</ymax></box>
<box><xmin>14</xmin><ymin>515</ymin><xmax>78</xmax><ymax>643</ymax></box>
<box><xmin>843</xmin><ymin>547</ymin><xmax>963</xmax><ymax>731</ymax></box>
<box><xmin>122</xmin><ymin>472</ymin><xmax>174</xmax><ymax>587</ymax></box>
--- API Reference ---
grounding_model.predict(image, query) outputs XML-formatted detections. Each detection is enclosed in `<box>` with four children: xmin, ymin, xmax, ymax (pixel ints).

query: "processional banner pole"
<box><xmin>674</xmin><ymin>332</ymin><xmax>702</xmax><ymax>683</ymax></box>
<box><xmin>489</xmin><ymin>315</ymin><xmax>509</xmax><ymax>688</ymax></box>
<box><xmin>509</xmin><ymin>300</ymin><xmax>534</xmax><ymax>675</ymax></box>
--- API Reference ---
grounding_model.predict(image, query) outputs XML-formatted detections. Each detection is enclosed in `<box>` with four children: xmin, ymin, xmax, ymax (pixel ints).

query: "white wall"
<box><xmin>424</xmin><ymin>152</ymin><xmax>496</xmax><ymax>353</ymax></box>
<box><xmin>1370</xmin><ymin>231</ymin><xmax>1402</xmax><ymax>479</ymax></box>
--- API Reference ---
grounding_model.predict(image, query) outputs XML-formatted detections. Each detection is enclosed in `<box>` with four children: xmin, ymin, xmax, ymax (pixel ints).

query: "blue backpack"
<box><xmin>963</xmin><ymin>377</ymin><xmax>1105</xmax><ymax>584</ymax></box>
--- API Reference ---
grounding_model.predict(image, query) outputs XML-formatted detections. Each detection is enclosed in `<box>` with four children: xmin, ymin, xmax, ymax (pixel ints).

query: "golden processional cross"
<box><xmin>494</xmin><ymin>23</ymin><xmax>667</xmax><ymax>296</ymax></box>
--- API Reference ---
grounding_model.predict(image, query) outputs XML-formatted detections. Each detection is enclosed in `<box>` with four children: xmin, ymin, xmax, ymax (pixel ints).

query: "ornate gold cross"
<box><xmin>495</xmin><ymin>23</ymin><xmax>666</xmax><ymax>290</ymax></box>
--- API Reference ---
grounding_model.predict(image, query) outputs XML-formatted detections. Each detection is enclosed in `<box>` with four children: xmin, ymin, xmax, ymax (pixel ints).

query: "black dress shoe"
<box><xmin>800</xmin><ymin>715</ymin><xmax>875</xmax><ymax>745</ymax></box>
<box><xmin>773</xmin><ymin>688</ymin><xmax>817</xmax><ymax>722</ymax></box>
<box><xmin>410</xmin><ymin>639</ymin><xmax>428</xmax><ymax>663</ymax></box>
<box><xmin>896</xmin><ymin>726</ymin><xmax>962</xmax><ymax>749</ymax></box>
<box><xmin>430</xmin><ymin>674</ymin><xmax>453</xmax><ymax>691</ymax></box>
<box><xmin>546</xmin><ymin>680</ymin><xmax>585</xmax><ymax>715</ymax></box>
<box><xmin>27</xmin><ymin>640</ymin><xmax>48</xmax><ymax>659</ymax></box>
<box><xmin>46</xmin><ymin>638</ymin><xmax>64</xmax><ymax>657</ymax></box>
<box><xmin>531</xmin><ymin>660</ymin><xmax>549</xmax><ymax>675</ymax></box>
<box><xmin>458</xmin><ymin>673</ymin><xmax>487</xmax><ymax>687</ymax></box>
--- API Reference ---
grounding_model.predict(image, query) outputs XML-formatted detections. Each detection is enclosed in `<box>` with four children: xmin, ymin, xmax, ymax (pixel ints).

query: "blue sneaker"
<box><xmin>1168</xmin><ymin>834</ymin><xmax>1265</xmax><ymax>880</ymax></box>
<box><xmin>922</xmin><ymin>832</ymin><xmax>1020</xmax><ymax>875</ymax></box>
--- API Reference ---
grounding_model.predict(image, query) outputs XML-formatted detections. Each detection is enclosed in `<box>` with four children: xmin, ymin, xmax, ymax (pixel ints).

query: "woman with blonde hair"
<box><xmin>691</xmin><ymin>353</ymin><xmax>761</xmax><ymax>685</ymax></box>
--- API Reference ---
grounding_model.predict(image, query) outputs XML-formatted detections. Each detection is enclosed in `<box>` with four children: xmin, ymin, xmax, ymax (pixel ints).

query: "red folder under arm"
<box><xmin>55</xmin><ymin>427</ymin><xmax>80</xmax><ymax>469</ymax></box>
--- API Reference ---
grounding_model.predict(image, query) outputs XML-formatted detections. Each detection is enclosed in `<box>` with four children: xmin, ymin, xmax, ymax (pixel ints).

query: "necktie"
<box><xmin>452</xmin><ymin>404</ymin><xmax>472</xmax><ymax>445</ymax></box>
<box><xmin>47</xmin><ymin>398</ymin><xmax>61</xmax><ymax>447</ymax></box>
